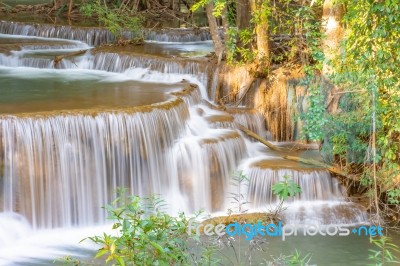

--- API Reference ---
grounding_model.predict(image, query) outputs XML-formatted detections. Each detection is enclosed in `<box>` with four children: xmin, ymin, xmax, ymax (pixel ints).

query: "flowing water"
<box><xmin>0</xmin><ymin>20</ymin><xmax>377</xmax><ymax>265</ymax></box>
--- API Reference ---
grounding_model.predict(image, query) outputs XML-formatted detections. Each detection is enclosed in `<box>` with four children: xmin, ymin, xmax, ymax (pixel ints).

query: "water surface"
<box><xmin>0</xmin><ymin>67</ymin><xmax>182</xmax><ymax>114</ymax></box>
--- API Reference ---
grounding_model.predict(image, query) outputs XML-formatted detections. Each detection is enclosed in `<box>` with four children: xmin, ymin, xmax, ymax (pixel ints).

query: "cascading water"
<box><xmin>229</xmin><ymin>108</ymin><xmax>269</xmax><ymax>138</ymax></box>
<box><xmin>82</xmin><ymin>52</ymin><xmax>212</xmax><ymax>88</ymax></box>
<box><xmin>0</xmin><ymin>21</ymin><xmax>369</xmax><ymax>265</ymax></box>
<box><xmin>242</xmin><ymin>162</ymin><xmax>368</xmax><ymax>225</ymax></box>
<box><xmin>174</xmin><ymin>129</ymin><xmax>247</xmax><ymax>212</ymax></box>
<box><xmin>1</xmin><ymin>99</ymin><xmax>190</xmax><ymax>228</ymax></box>
<box><xmin>0</xmin><ymin>34</ymin><xmax>213</xmax><ymax>89</ymax></box>
<box><xmin>0</xmin><ymin>30</ymin><xmax>245</xmax><ymax>225</ymax></box>
<box><xmin>0</xmin><ymin>20</ymin><xmax>213</xmax><ymax>45</ymax></box>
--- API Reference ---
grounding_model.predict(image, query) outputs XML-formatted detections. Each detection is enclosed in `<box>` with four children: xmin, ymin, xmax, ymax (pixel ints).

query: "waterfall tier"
<box><xmin>243</xmin><ymin>161</ymin><xmax>368</xmax><ymax>225</ymax></box>
<box><xmin>0</xmin><ymin>20</ymin><xmax>213</xmax><ymax>46</ymax></box>
<box><xmin>0</xmin><ymin>99</ymin><xmax>190</xmax><ymax>228</ymax></box>
<box><xmin>0</xmin><ymin>45</ymin><xmax>214</xmax><ymax>92</ymax></box>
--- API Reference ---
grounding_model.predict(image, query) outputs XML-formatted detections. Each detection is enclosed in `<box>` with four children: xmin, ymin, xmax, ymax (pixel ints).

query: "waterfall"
<box><xmin>0</xmin><ymin>25</ymin><xmax>368</xmax><ymax>232</ymax></box>
<box><xmin>243</xmin><ymin>166</ymin><xmax>368</xmax><ymax>225</ymax></box>
<box><xmin>0</xmin><ymin>80</ymin><xmax>247</xmax><ymax>229</ymax></box>
<box><xmin>0</xmin><ymin>20</ymin><xmax>114</xmax><ymax>46</ymax></box>
<box><xmin>247</xmin><ymin>168</ymin><xmax>345</xmax><ymax>203</ymax></box>
<box><xmin>0</xmin><ymin>45</ymin><xmax>213</xmax><ymax>92</ymax></box>
<box><xmin>174</xmin><ymin>130</ymin><xmax>247</xmax><ymax>212</ymax></box>
<box><xmin>0</xmin><ymin>99</ymin><xmax>190</xmax><ymax>228</ymax></box>
<box><xmin>82</xmin><ymin>52</ymin><xmax>212</xmax><ymax>88</ymax></box>
<box><xmin>0</xmin><ymin>213</ymin><xmax>31</xmax><ymax>248</ymax></box>
<box><xmin>229</xmin><ymin>109</ymin><xmax>269</xmax><ymax>138</ymax></box>
<box><xmin>0</xmin><ymin>21</ymin><xmax>213</xmax><ymax>46</ymax></box>
<box><xmin>0</xmin><ymin>54</ymin><xmax>55</xmax><ymax>68</ymax></box>
<box><xmin>144</xmin><ymin>28</ymin><xmax>211</xmax><ymax>42</ymax></box>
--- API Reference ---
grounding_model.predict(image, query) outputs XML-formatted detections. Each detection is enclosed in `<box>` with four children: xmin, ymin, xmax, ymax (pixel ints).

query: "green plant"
<box><xmin>368</xmin><ymin>236</ymin><xmax>400</xmax><ymax>266</ymax></box>
<box><xmin>80</xmin><ymin>0</ymin><xmax>143</xmax><ymax>41</ymax></box>
<box><xmin>294</xmin><ymin>3</ymin><xmax>327</xmax><ymax>142</ymax></box>
<box><xmin>272</xmin><ymin>174</ymin><xmax>301</xmax><ymax>201</ymax></box>
<box><xmin>387</xmin><ymin>189</ymin><xmax>400</xmax><ymax>205</ymax></box>
<box><xmin>264</xmin><ymin>249</ymin><xmax>313</xmax><ymax>266</ymax></box>
<box><xmin>55</xmin><ymin>255</ymin><xmax>83</xmax><ymax>265</ymax></box>
<box><xmin>85</xmin><ymin>189</ymin><xmax>191</xmax><ymax>265</ymax></box>
<box><xmin>272</xmin><ymin>174</ymin><xmax>301</xmax><ymax>216</ymax></box>
<box><xmin>228</xmin><ymin>170</ymin><xmax>250</xmax><ymax>214</ymax></box>
<box><xmin>321</xmin><ymin>0</ymin><xmax>400</xmax><ymax>218</ymax></box>
<box><xmin>286</xmin><ymin>250</ymin><xmax>313</xmax><ymax>266</ymax></box>
<box><xmin>300</xmin><ymin>79</ymin><xmax>327</xmax><ymax>142</ymax></box>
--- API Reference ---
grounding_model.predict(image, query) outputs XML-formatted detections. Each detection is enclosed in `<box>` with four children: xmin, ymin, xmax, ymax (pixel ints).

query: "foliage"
<box><xmin>85</xmin><ymin>189</ymin><xmax>191</xmax><ymax>265</ymax></box>
<box><xmin>293</xmin><ymin>3</ymin><xmax>328</xmax><ymax>142</ymax></box>
<box><xmin>287</xmin><ymin>0</ymin><xmax>400</xmax><ymax>215</ymax></box>
<box><xmin>271</xmin><ymin>174</ymin><xmax>301</xmax><ymax>217</ymax></box>
<box><xmin>225</xmin><ymin>27</ymin><xmax>255</xmax><ymax>64</ymax></box>
<box><xmin>64</xmin><ymin>187</ymin><xmax>314</xmax><ymax>266</ymax></box>
<box><xmin>306</xmin><ymin>0</ymin><xmax>400</xmax><ymax>204</ymax></box>
<box><xmin>272</xmin><ymin>174</ymin><xmax>301</xmax><ymax>201</ymax></box>
<box><xmin>300</xmin><ymin>78</ymin><xmax>327</xmax><ymax>142</ymax></box>
<box><xmin>228</xmin><ymin>170</ymin><xmax>250</xmax><ymax>214</ymax></box>
<box><xmin>368</xmin><ymin>236</ymin><xmax>400</xmax><ymax>266</ymax></box>
<box><xmin>264</xmin><ymin>249</ymin><xmax>313</xmax><ymax>266</ymax></box>
<box><xmin>285</xmin><ymin>250</ymin><xmax>313</xmax><ymax>266</ymax></box>
<box><xmin>190</xmin><ymin>0</ymin><xmax>210</xmax><ymax>13</ymax></box>
<box><xmin>387</xmin><ymin>189</ymin><xmax>400</xmax><ymax>205</ymax></box>
<box><xmin>80</xmin><ymin>0</ymin><xmax>142</xmax><ymax>40</ymax></box>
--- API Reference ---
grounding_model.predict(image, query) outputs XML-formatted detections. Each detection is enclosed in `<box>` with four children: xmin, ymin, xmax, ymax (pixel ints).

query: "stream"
<box><xmin>0</xmin><ymin>20</ymin><xmax>395</xmax><ymax>265</ymax></box>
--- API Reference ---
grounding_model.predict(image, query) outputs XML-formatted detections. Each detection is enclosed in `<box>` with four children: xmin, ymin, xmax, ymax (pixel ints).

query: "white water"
<box><xmin>0</xmin><ymin>213</ymin><xmax>108</xmax><ymax>266</ymax></box>
<box><xmin>0</xmin><ymin>32</ymin><xmax>213</xmax><ymax>89</ymax></box>
<box><xmin>0</xmin><ymin>21</ymin><xmax>213</xmax><ymax>45</ymax></box>
<box><xmin>0</xmin><ymin>28</ymin><xmax>369</xmax><ymax>264</ymax></box>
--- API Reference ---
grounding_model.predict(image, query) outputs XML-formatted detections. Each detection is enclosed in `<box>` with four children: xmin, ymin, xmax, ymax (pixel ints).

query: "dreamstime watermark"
<box><xmin>187</xmin><ymin>220</ymin><xmax>384</xmax><ymax>241</ymax></box>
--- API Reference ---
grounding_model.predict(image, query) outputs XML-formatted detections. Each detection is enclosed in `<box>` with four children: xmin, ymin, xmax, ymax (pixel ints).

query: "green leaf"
<box><xmin>150</xmin><ymin>241</ymin><xmax>165</xmax><ymax>253</ymax></box>
<box><xmin>95</xmin><ymin>249</ymin><xmax>109</xmax><ymax>259</ymax></box>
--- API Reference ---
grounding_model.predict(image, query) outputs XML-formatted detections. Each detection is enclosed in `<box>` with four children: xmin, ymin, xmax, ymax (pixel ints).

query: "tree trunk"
<box><xmin>322</xmin><ymin>0</ymin><xmax>344</xmax><ymax>75</ymax></box>
<box><xmin>236</xmin><ymin>123</ymin><xmax>283</xmax><ymax>151</ymax></box>
<box><xmin>236</xmin><ymin>0</ymin><xmax>251</xmax><ymax>30</ymax></box>
<box><xmin>249</xmin><ymin>0</ymin><xmax>270</xmax><ymax>66</ymax></box>
<box><xmin>235</xmin><ymin>0</ymin><xmax>251</xmax><ymax>61</ymax></box>
<box><xmin>283</xmin><ymin>156</ymin><xmax>349</xmax><ymax>178</ymax></box>
<box><xmin>322</xmin><ymin>0</ymin><xmax>344</xmax><ymax>114</ymax></box>
<box><xmin>206</xmin><ymin>3</ymin><xmax>224</xmax><ymax>63</ymax></box>
<box><xmin>221</xmin><ymin>5</ymin><xmax>229</xmax><ymax>33</ymax></box>
<box><xmin>54</xmin><ymin>49</ymin><xmax>87</xmax><ymax>67</ymax></box>
<box><xmin>68</xmin><ymin>0</ymin><xmax>73</xmax><ymax>17</ymax></box>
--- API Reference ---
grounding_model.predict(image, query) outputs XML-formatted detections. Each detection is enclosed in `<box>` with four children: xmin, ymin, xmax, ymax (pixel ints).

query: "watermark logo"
<box><xmin>187</xmin><ymin>220</ymin><xmax>383</xmax><ymax>241</ymax></box>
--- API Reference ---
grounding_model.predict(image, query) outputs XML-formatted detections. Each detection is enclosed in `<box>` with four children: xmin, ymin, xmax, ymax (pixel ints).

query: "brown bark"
<box><xmin>221</xmin><ymin>5</ymin><xmax>229</xmax><ymax>33</ymax></box>
<box><xmin>322</xmin><ymin>0</ymin><xmax>344</xmax><ymax>114</ymax></box>
<box><xmin>283</xmin><ymin>155</ymin><xmax>349</xmax><ymax>178</ymax></box>
<box><xmin>322</xmin><ymin>0</ymin><xmax>344</xmax><ymax>74</ymax></box>
<box><xmin>235</xmin><ymin>123</ymin><xmax>284</xmax><ymax>152</ymax></box>
<box><xmin>236</xmin><ymin>0</ymin><xmax>251</xmax><ymax>30</ymax></box>
<box><xmin>54</xmin><ymin>49</ymin><xmax>87</xmax><ymax>67</ymax></box>
<box><xmin>235</xmin><ymin>0</ymin><xmax>251</xmax><ymax>61</ymax></box>
<box><xmin>235</xmin><ymin>123</ymin><xmax>349</xmax><ymax>178</ymax></box>
<box><xmin>170</xmin><ymin>0</ymin><xmax>179</xmax><ymax>13</ymax></box>
<box><xmin>249</xmin><ymin>0</ymin><xmax>269</xmax><ymax>65</ymax></box>
<box><xmin>68</xmin><ymin>0</ymin><xmax>73</xmax><ymax>17</ymax></box>
<box><xmin>206</xmin><ymin>2</ymin><xmax>224</xmax><ymax>63</ymax></box>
